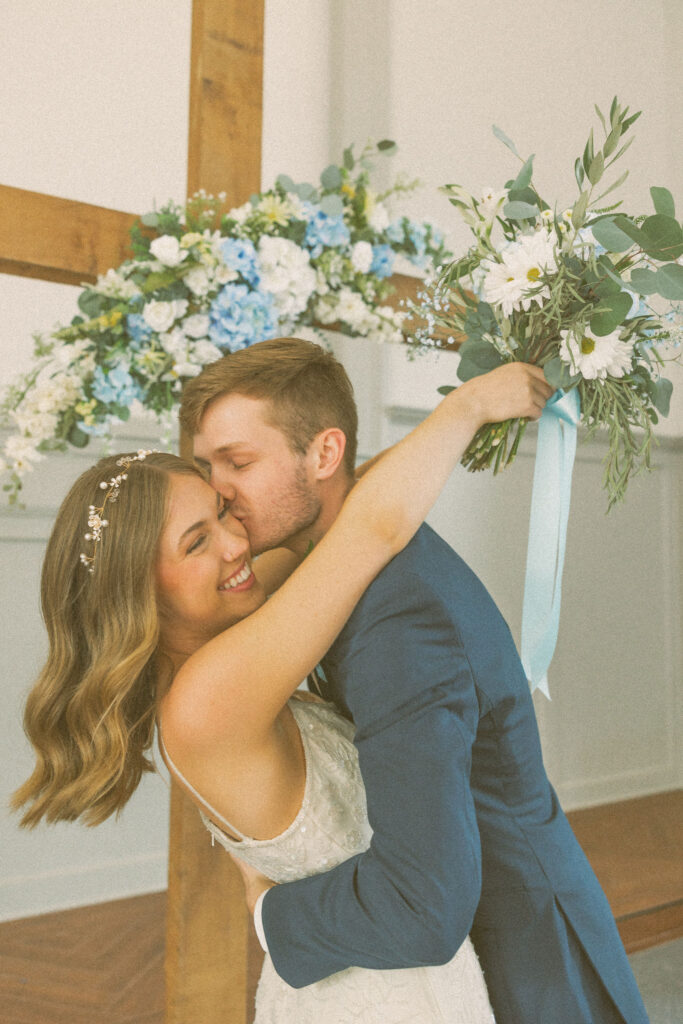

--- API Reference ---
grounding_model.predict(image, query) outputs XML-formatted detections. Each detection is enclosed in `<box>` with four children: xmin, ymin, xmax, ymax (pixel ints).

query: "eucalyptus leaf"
<box><xmin>630</xmin><ymin>268</ymin><xmax>660</xmax><ymax>295</ymax></box>
<box><xmin>650</xmin><ymin>186</ymin><xmax>675</xmax><ymax>218</ymax></box>
<box><xmin>594</xmin><ymin>169</ymin><xmax>629</xmax><ymax>203</ymax></box>
<box><xmin>294</xmin><ymin>182</ymin><xmax>316</xmax><ymax>201</ymax></box>
<box><xmin>594</xmin><ymin>104</ymin><xmax>607</xmax><ymax>132</ymax></box>
<box><xmin>650</xmin><ymin>377</ymin><xmax>672</xmax><ymax>416</ymax></box>
<box><xmin>603</xmin><ymin>125</ymin><xmax>622</xmax><ymax>158</ymax></box>
<box><xmin>638</xmin><ymin>214</ymin><xmax>683</xmax><ymax>260</ymax></box>
<box><xmin>437</xmin><ymin>385</ymin><xmax>456</xmax><ymax>396</ymax></box>
<box><xmin>571</xmin><ymin>191</ymin><xmax>590</xmax><ymax>229</ymax></box>
<box><xmin>589</xmin><ymin>291</ymin><xmax>632</xmax><ymax>335</ymax></box>
<box><xmin>377</xmin><ymin>139</ymin><xmax>396</xmax><ymax>153</ymax></box>
<box><xmin>77</xmin><ymin>291</ymin><xmax>106</xmax><ymax>317</ymax></box>
<box><xmin>492</xmin><ymin>124</ymin><xmax>520</xmax><ymax>157</ymax></box>
<box><xmin>574</xmin><ymin>157</ymin><xmax>585</xmax><ymax>189</ymax></box>
<box><xmin>654</xmin><ymin>262</ymin><xmax>683</xmax><ymax>300</ymax></box>
<box><xmin>591</xmin><ymin>217</ymin><xmax>638</xmax><ymax>252</ymax></box>
<box><xmin>511</xmin><ymin>154</ymin><xmax>534</xmax><ymax>192</ymax></box>
<box><xmin>457</xmin><ymin>349</ymin><xmax>504</xmax><ymax>382</ymax></box>
<box><xmin>343</xmin><ymin>146</ymin><xmax>355</xmax><ymax>171</ymax></box>
<box><xmin>67</xmin><ymin>424</ymin><xmax>90</xmax><ymax>449</ymax></box>
<box><xmin>587</xmin><ymin>151</ymin><xmax>605</xmax><ymax>186</ymax></box>
<box><xmin>457</xmin><ymin>339</ymin><xmax>505</xmax><ymax>371</ymax></box>
<box><xmin>320</xmin><ymin>193</ymin><xmax>344</xmax><ymax>218</ymax></box>
<box><xmin>503</xmin><ymin>200</ymin><xmax>538</xmax><ymax>221</ymax></box>
<box><xmin>544</xmin><ymin>356</ymin><xmax>579</xmax><ymax>390</ymax></box>
<box><xmin>140</xmin><ymin>212</ymin><xmax>159</xmax><ymax>227</ymax></box>
<box><xmin>320</xmin><ymin>164</ymin><xmax>343</xmax><ymax>190</ymax></box>
<box><xmin>275</xmin><ymin>174</ymin><xmax>296</xmax><ymax>192</ymax></box>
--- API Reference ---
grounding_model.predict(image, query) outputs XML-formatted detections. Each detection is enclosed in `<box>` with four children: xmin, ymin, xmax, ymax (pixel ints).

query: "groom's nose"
<box><xmin>210</xmin><ymin>467</ymin><xmax>237</xmax><ymax>503</ymax></box>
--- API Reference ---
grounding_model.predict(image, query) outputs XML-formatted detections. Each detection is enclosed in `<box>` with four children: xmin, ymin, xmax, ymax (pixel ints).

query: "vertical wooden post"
<box><xmin>165</xmin><ymin>3</ymin><xmax>266</xmax><ymax>1022</ymax></box>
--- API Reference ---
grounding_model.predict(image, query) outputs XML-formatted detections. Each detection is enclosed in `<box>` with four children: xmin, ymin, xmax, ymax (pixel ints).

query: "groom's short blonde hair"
<box><xmin>179</xmin><ymin>337</ymin><xmax>359</xmax><ymax>475</ymax></box>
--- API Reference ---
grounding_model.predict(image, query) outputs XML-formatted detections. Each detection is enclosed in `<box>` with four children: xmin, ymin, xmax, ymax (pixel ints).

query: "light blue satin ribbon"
<box><xmin>521</xmin><ymin>388</ymin><xmax>581</xmax><ymax>697</ymax></box>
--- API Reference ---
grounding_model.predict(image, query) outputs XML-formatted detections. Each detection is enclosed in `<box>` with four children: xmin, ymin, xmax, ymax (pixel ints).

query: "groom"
<box><xmin>180</xmin><ymin>337</ymin><xmax>647</xmax><ymax>1024</ymax></box>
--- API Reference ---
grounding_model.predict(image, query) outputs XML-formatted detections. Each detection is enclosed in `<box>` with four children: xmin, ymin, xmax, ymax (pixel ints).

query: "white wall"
<box><xmin>1</xmin><ymin>0</ymin><xmax>681</xmax><ymax>921</ymax></box>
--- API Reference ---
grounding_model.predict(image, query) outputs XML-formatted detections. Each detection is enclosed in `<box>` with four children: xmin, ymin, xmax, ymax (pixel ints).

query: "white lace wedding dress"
<box><xmin>169</xmin><ymin>696</ymin><xmax>495</xmax><ymax>1024</ymax></box>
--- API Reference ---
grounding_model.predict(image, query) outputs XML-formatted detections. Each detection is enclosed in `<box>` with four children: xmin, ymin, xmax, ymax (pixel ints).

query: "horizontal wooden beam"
<box><xmin>0</xmin><ymin>185</ymin><xmax>137</xmax><ymax>286</ymax></box>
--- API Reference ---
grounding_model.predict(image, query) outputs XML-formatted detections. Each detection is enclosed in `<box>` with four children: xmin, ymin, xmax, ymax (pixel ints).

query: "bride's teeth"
<box><xmin>220</xmin><ymin>563</ymin><xmax>251</xmax><ymax>590</ymax></box>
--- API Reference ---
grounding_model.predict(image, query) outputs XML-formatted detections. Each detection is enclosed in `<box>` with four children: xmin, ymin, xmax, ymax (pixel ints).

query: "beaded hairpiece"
<box><xmin>79</xmin><ymin>449</ymin><xmax>159</xmax><ymax>574</ymax></box>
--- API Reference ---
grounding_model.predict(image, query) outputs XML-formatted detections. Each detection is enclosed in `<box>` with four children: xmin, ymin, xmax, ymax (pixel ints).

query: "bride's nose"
<box><xmin>219</xmin><ymin>528</ymin><xmax>250</xmax><ymax>564</ymax></box>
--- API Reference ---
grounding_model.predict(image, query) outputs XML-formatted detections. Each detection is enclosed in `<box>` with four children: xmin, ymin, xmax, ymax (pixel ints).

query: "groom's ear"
<box><xmin>311</xmin><ymin>428</ymin><xmax>347</xmax><ymax>480</ymax></box>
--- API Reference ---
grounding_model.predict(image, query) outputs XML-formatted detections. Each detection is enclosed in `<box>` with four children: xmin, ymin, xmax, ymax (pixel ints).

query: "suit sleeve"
<box><xmin>261</xmin><ymin>571</ymin><xmax>483</xmax><ymax>988</ymax></box>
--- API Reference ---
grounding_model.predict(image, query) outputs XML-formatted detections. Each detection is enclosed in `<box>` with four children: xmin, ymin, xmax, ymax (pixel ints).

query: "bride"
<box><xmin>13</xmin><ymin>362</ymin><xmax>551</xmax><ymax>1023</ymax></box>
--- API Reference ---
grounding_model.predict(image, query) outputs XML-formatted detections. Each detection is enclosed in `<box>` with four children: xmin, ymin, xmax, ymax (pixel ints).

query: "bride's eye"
<box><xmin>218</xmin><ymin>503</ymin><xmax>230</xmax><ymax>520</ymax></box>
<box><xmin>187</xmin><ymin>534</ymin><xmax>206</xmax><ymax>554</ymax></box>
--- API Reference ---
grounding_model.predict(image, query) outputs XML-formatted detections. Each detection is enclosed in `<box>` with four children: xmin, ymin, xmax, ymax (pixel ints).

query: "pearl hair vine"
<box><xmin>79</xmin><ymin>449</ymin><xmax>159</xmax><ymax>574</ymax></box>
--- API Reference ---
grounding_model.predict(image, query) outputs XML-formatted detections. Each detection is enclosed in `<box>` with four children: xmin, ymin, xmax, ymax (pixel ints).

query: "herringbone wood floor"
<box><xmin>1</xmin><ymin>791</ymin><xmax>680</xmax><ymax>1024</ymax></box>
<box><xmin>0</xmin><ymin>892</ymin><xmax>165</xmax><ymax>1024</ymax></box>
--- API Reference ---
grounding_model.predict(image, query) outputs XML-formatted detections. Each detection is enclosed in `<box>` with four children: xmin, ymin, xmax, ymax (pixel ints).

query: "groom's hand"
<box><xmin>230</xmin><ymin>853</ymin><xmax>276</xmax><ymax>915</ymax></box>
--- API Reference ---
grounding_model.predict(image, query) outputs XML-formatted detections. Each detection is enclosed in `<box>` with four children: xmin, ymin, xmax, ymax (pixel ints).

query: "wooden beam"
<box><xmin>0</xmin><ymin>186</ymin><xmax>136</xmax><ymax>286</ymax></box>
<box><xmin>167</xmin><ymin>6</ymin><xmax>266</xmax><ymax>1021</ymax></box>
<box><xmin>187</xmin><ymin>0</ymin><xmax>265</xmax><ymax>203</ymax></box>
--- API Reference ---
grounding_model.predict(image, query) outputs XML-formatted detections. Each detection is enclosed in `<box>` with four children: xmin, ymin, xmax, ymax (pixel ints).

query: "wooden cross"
<box><xmin>0</xmin><ymin>4</ymin><xmax>440</xmax><ymax>1021</ymax></box>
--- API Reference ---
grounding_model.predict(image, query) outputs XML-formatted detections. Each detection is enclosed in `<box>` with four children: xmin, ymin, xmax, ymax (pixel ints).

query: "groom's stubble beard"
<box><xmin>242</xmin><ymin>458</ymin><xmax>323</xmax><ymax>556</ymax></box>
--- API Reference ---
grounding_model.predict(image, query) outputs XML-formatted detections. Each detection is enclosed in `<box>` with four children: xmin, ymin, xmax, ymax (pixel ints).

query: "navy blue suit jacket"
<box><xmin>261</xmin><ymin>525</ymin><xmax>648</xmax><ymax>1023</ymax></box>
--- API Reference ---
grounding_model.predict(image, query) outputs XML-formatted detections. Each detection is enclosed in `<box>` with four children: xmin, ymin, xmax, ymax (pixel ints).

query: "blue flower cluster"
<box><xmin>371</xmin><ymin>244</ymin><xmax>395</xmax><ymax>279</ymax></box>
<box><xmin>304</xmin><ymin>208</ymin><xmax>351</xmax><ymax>257</ymax></box>
<box><xmin>126</xmin><ymin>314</ymin><xmax>154</xmax><ymax>346</ymax></box>
<box><xmin>92</xmin><ymin>364</ymin><xmax>144</xmax><ymax>407</ymax></box>
<box><xmin>219</xmin><ymin>238</ymin><xmax>261</xmax><ymax>287</ymax></box>
<box><xmin>208</xmin><ymin>283</ymin><xmax>278</xmax><ymax>352</ymax></box>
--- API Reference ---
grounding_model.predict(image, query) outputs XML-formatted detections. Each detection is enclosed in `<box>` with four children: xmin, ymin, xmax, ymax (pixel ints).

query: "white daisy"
<box><xmin>482</xmin><ymin>231</ymin><xmax>557</xmax><ymax>316</ymax></box>
<box><xmin>559</xmin><ymin>327</ymin><xmax>633</xmax><ymax>380</ymax></box>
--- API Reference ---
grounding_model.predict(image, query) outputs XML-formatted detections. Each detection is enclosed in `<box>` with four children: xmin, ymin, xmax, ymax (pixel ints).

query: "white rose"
<box><xmin>173</xmin><ymin>362</ymin><xmax>203</xmax><ymax>378</ymax></box>
<box><xmin>368</xmin><ymin>203</ymin><xmax>390</xmax><ymax>232</ymax></box>
<box><xmin>350</xmin><ymin>241</ymin><xmax>373</xmax><ymax>274</ymax></box>
<box><xmin>184</xmin><ymin>313</ymin><xmax>210</xmax><ymax>338</ymax></box>
<box><xmin>192</xmin><ymin>340</ymin><xmax>223</xmax><ymax>365</ymax></box>
<box><xmin>214</xmin><ymin>264</ymin><xmax>239</xmax><ymax>286</ymax></box>
<box><xmin>149</xmin><ymin>235</ymin><xmax>187</xmax><ymax>267</ymax></box>
<box><xmin>159</xmin><ymin>327</ymin><xmax>189</xmax><ymax>359</ymax></box>
<box><xmin>184</xmin><ymin>266</ymin><xmax>212</xmax><ymax>296</ymax></box>
<box><xmin>143</xmin><ymin>299</ymin><xmax>187</xmax><ymax>333</ymax></box>
<box><xmin>5</xmin><ymin>434</ymin><xmax>44</xmax><ymax>465</ymax></box>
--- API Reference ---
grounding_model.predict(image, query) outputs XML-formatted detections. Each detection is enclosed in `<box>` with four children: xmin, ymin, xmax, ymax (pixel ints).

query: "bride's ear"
<box><xmin>311</xmin><ymin>428</ymin><xmax>347</xmax><ymax>480</ymax></box>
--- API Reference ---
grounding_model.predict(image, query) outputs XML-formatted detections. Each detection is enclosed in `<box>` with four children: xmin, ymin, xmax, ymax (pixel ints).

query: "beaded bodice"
<box><xmin>170</xmin><ymin>697</ymin><xmax>373</xmax><ymax>882</ymax></box>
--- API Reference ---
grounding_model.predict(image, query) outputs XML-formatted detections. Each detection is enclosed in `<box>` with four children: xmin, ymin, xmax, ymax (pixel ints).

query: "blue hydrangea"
<box><xmin>407</xmin><ymin>220</ymin><xmax>428</xmax><ymax>268</ymax></box>
<box><xmin>126</xmin><ymin>314</ymin><xmax>154</xmax><ymax>346</ymax></box>
<box><xmin>385</xmin><ymin>218</ymin><xmax>406</xmax><ymax>244</ymax></box>
<box><xmin>218</xmin><ymin>238</ymin><xmax>261</xmax><ymax>287</ymax></box>
<box><xmin>371</xmin><ymin>244</ymin><xmax>396</xmax><ymax>279</ymax></box>
<box><xmin>208</xmin><ymin>283</ymin><xmax>278</xmax><ymax>352</ymax></box>
<box><xmin>304</xmin><ymin>208</ymin><xmax>351</xmax><ymax>257</ymax></box>
<box><xmin>92</xmin><ymin>364</ymin><xmax>144</xmax><ymax>407</ymax></box>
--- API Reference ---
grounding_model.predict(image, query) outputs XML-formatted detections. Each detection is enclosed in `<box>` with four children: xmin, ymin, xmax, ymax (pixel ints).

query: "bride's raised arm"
<box><xmin>169</xmin><ymin>363</ymin><xmax>551</xmax><ymax>739</ymax></box>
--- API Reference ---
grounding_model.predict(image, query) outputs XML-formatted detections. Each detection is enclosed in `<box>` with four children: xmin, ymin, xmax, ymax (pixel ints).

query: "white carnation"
<box><xmin>226</xmin><ymin>201</ymin><xmax>253</xmax><ymax>225</ymax></box>
<box><xmin>159</xmin><ymin>327</ymin><xmax>189</xmax><ymax>360</ymax></box>
<box><xmin>4</xmin><ymin>434</ymin><xmax>44</xmax><ymax>470</ymax></box>
<box><xmin>149</xmin><ymin>235</ymin><xmax>187</xmax><ymax>267</ymax></box>
<box><xmin>93</xmin><ymin>267</ymin><xmax>141</xmax><ymax>299</ymax></box>
<box><xmin>350</xmin><ymin>241</ymin><xmax>373</xmax><ymax>274</ymax></box>
<box><xmin>258</xmin><ymin>236</ymin><xmax>316</xmax><ymax>319</ymax></box>
<box><xmin>368</xmin><ymin>203</ymin><xmax>390</xmax><ymax>232</ymax></box>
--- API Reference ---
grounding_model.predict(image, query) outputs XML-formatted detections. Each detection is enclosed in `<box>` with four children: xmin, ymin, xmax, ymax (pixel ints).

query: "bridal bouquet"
<box><xmin>1</xmin><ymin>141</ymin><xmax>449</xmax><ymax>503</ymax></box>
<box><xmin>416</xmin><ymin>99</ymin><xmax>682</xmax><ymax>508</ymax></box>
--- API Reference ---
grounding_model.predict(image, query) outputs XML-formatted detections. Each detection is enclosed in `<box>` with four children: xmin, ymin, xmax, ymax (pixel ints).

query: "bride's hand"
<box><xmin>230</xmin><ymin>854</ymin><xmax>276</xmax><ymax>915</ymax></box>
<box><xmin>458</xmin><ymin>362</ymin><xmax>554</xmax><ymax>426</ymax></box>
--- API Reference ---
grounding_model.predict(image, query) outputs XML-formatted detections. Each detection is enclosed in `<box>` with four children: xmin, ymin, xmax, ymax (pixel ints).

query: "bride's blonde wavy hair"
<box><xmin>11</xmin><ymin>451</ymin><xmax>203</xmax><ymax>827</ymax></box>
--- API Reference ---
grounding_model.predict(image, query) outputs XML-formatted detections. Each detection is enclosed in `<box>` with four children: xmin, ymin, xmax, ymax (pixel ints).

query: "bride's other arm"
<box><xmin>165</xmin><ymin>364</ymin><xmax>551</xmax><ymax>742</ymax></box>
